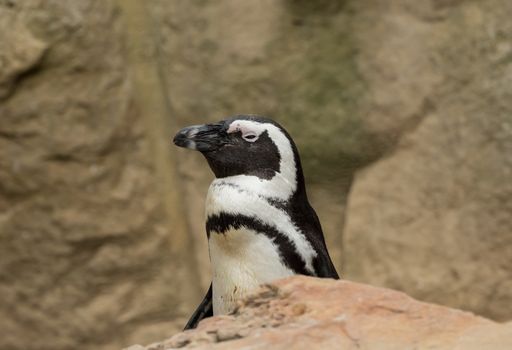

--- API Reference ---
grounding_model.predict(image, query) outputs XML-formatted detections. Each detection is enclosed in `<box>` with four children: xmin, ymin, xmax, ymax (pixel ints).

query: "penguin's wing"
<box><xmin>314</xmin><ymin>250</ymin><xmax>340</xmax><ymax>279</ymax></box>
<box><xmin>183</xmin><ymin>283</ymin><xmax>213</xmax><ymax>330</ymax></box>
<box><xmin>304</xmin><ymin>204</ymin><xmax>340</xmax><ymax>280</ymax></box>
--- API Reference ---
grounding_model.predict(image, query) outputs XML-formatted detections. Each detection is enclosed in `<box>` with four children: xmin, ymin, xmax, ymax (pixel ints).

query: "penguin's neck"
<box><xmin>211</xmin><ymin>171</ymin><xmax>296</xmax><ymax>202</ymax></box>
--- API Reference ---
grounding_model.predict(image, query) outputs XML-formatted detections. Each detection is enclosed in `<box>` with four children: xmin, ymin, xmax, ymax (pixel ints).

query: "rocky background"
<box><xmin>0</xmin><ymin>0</ymin><xmax>511</xmax><ymax>349</ymax></box>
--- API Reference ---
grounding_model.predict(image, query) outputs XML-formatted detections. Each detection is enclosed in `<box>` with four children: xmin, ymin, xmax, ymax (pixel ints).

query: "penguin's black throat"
<box><xmin>173</xmin><ymin>118</ymin><xmax>281</xmax><ymax>180</ymax></box>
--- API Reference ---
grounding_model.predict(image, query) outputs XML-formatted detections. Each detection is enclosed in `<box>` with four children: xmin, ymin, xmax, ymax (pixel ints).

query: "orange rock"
<box><xmin>126</xmin><ymin>276</ymin><xmax>512</xmax><ymax>350</ymax></box>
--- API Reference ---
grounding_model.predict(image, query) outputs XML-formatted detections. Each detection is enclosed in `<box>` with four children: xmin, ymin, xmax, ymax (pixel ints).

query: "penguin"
<box><xmin>173</xmin><ymin>115</ymin><xmax>339</xmax><ymax>330</ymax></box>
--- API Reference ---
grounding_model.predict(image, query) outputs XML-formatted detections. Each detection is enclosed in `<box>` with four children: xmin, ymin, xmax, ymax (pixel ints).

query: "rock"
<box><xmin>0</xmin><ymin>1</ymin><xmax>199</xmax><ymax>350</ymax></box>
<box><xmin>343</xmin><ymin>0</ymin><xmax>512</xmax><ymax>321</ymax></box>
<box><xmin>1</xmin><ymin>1</ymin><xmax>511</xmax><ymax>349</ymax></box>
<box><xmin>0</xmin><ymin>5</ymin><xmax>47</xmax><ymax>99</ymax></box>
<box><xmin>130</xmin><ymin>276</ymin><xmax>511</xmax><ymax>350</ymax></box>
<box><xmin>123</xmin><ymin>346</ymin><xmax>145</xmax><ymax>350</ymax></box>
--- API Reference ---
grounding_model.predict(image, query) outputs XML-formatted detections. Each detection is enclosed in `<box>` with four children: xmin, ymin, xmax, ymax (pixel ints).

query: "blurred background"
<box><xmin>1</xmin><ymin>0</ymin><xmax>511</xmax><ymax>349</ymax></box>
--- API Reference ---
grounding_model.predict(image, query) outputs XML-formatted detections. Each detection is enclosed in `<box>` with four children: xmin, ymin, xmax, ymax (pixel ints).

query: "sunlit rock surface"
<box><xmin>128</xmin><ymin>276</ymin><xmax>512</xmax><ymax>350</ymax></box>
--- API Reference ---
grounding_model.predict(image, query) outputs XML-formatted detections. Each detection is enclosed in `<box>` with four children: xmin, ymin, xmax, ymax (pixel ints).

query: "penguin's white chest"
<box><xmin>209</xmin><ymin>227</ymin><xmax>294</xmax><ymax>315</ymax></box>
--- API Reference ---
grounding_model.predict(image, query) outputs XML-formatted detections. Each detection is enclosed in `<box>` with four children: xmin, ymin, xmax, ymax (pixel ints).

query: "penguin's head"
<box><xmin>173</xmin><ymin>115</ymin><xmax>300</xmax><ymax>183</ymax></box>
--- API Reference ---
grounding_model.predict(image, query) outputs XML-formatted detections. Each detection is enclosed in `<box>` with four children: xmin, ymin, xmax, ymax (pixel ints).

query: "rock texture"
<box><xmin>343</xmin><ymin>0</ymin><xmax>512</xmax><ymax>321</ymax></box>
<box><xmin>127</xmin><ymin>276</ymin><xmax>512</xmax><ymax>350</ymax></box>
<box><xmin>1</xmin><ymin>0</ymin><xmax>511</xmax><ymax>350</ymax></box>
<box><xmin>0</xmin><ymin>1</ymin><xmax>199</xmax><ymax>350</ymax></box>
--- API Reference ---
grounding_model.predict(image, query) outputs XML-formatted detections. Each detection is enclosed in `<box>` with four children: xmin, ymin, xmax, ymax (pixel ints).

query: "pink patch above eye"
<box><xmin>227</xmin><ymin>123</ymin><xmax>241</xmax><ymax>133</ymax></box>
<box><xmin>228</xmin><ymin>123</ymin><xmax>253</xmax><ymax>136</ymax></box>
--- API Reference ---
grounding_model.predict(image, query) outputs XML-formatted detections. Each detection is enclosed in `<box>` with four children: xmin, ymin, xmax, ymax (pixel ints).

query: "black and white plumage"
<box><xmin>173</xmin><ymin>115</ymin><xmax>339</xmax><ymax>330</ymax></box>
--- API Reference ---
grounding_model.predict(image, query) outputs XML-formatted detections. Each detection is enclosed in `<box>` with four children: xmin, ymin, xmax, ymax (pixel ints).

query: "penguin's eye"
<box><xmin>242</xmin><ymin>133</ymin><xmax>258</xmax><ymax>142</ymax></box>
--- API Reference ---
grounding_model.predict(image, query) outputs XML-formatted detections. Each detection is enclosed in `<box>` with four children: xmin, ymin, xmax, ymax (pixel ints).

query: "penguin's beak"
<box><xmin>173</xmin><ymin>123</ymin><xmax>227</xmax><ymax>152</ymax></box>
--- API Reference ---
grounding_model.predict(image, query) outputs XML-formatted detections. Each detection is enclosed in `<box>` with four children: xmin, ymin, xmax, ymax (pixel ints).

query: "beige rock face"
<box><xmin>0</xmin><ymin>5</ymin><xmax>47</xmax><ymax>99</ymax></box>
<box><xmin>129</xmin><ymin>276</ymin><xmax>512</xmax><ymax>350</ymax></box>
<box><xmin>0</xmin><ymin>1</ymin><xmax>199</xmax><ymax>349</ymax></box>
<box><xmin>343</xmin><ymin>0</ymin><xmax>512</xmax><ymax>321</ymax></box>
<box><xmin>1</xmin><ymin>0</ymin><xmax>512</xmax><ymax>349</ymax></box>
